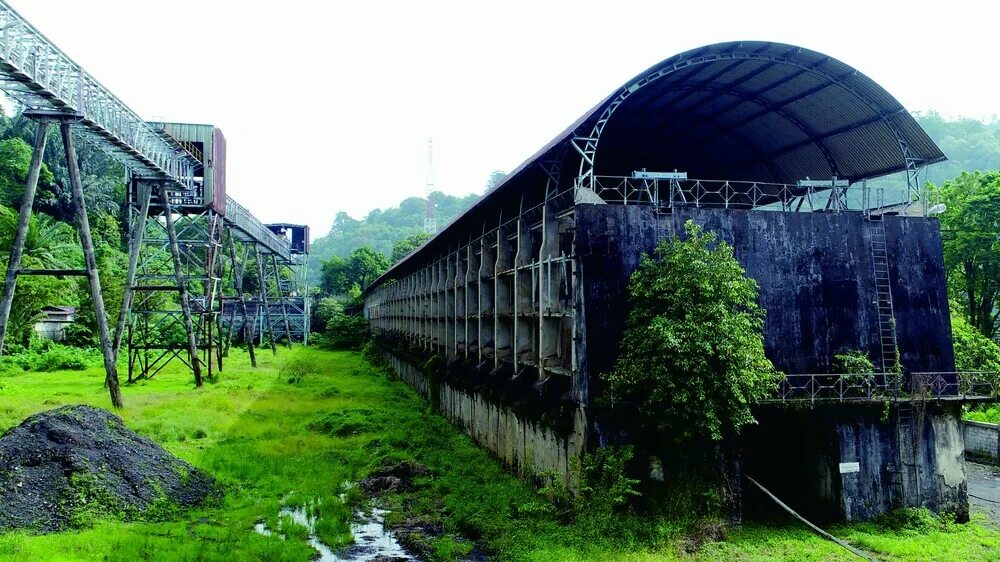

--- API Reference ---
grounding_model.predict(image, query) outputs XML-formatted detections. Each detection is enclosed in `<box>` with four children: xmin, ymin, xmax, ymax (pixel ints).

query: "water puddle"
<box><xmin>254</xmin><ymin>502</ymin><xmax>415</xmax><ymax>561</ymax></box>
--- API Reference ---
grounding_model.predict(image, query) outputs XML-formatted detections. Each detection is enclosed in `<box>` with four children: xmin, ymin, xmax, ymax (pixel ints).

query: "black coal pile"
<box><xmin>0</xmin><ymin>404</ymin><xmax>218</xmax><ymax>532</ymax></box>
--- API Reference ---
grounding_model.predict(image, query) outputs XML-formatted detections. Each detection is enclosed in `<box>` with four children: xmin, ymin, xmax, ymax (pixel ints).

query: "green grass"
<box><xmin>0</xmin><ymin>347</ymin><xmax>998</xmax><ymax>561</ymax></box>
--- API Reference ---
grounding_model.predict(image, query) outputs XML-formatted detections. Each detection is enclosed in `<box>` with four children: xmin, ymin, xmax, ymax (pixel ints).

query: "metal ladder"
<box><xmin>870</xmin><ymin>217</ymin><xmax>898</xmax><ymax>378</ymax></box>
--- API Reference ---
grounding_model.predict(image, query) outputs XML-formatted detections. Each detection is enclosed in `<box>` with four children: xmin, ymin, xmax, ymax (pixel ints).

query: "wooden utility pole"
<box><xmin>61</xmin><ymin>122</ymin><xmax>123</xmax><ymax>408</ymax></box>
<box><xmin>113</xmin><ymin>181</ymin><xmax>152</xmax><ymax>358</ymax></box>
<box><xmin>156</xmin><ymin>182</ymin><xmax>204</xmax><ymax>387</ymax></box>
<box><xmin>225</xmin><ymin>233</ymin><xmax>257</xmax><ymax>367</ymax></box>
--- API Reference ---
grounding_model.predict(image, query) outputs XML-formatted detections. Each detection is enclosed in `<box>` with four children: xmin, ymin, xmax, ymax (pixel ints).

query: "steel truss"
<box><xmin>367</xmin><ymin>172</ymin><xmax>578</xmax><ymax>388</ymax></box>
<box><xmin>0</xmin><ymin>0</ymin><xmax>305</xmax><ymax>393</ymax></box>
<box><xmin>569</xmin><ymin>49</ymin><xmax>925</xmax><ymax>201</ymax></box>
<box><xmin>122</xmin><ymin>182</ymin><xmax>224</xmax><ymax>383</ymax></box>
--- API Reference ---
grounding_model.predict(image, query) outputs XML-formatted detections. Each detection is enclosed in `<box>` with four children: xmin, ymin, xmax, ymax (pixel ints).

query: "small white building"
<box><xmin>33</xmin><ymin>306</ymin><xmax>76</xmax><ymax>341</ymax></box>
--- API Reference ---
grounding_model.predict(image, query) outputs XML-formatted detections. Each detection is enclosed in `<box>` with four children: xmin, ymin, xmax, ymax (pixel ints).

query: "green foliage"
<box><xmin>484</xmin><ymin>169</ymin><xmax>507</xmax><ymax>192</ymax></box>
<box><xmin>0</xmin><ymin>341</ymin><xmax>99</xmax><ymax>373</ymax></box>
<box><xmin>391</xmin><ymin>231</ymin><xmax>433</xmax><ymax>263</ymax></box>
<box><xmin>323</xmin><ymin>312</ymin><xmax>370</xmax><ymax>351</ymax></box>
<box><xmin>308</xmin><ymin>191</ymin><xmax>479</xmax><ymax>282</ymax></box>
<box><xmin>934</xmin><ymin>171</ymin><xmax>1000</xmax><ymax>339</ymax></box>
<box><xmin>915</xmin><ymin>113</ymin><xmax>1000</xmax><ymax>186</ymax></box>
<box><xmin>833</xmin><ymin>350</ymin><xmax>876</xmax><ymax>374</ymax></box>
<box><xmin>601</xmin><ymin>221</ymin><xmax>779</xmax><ymax>443</ymax></box>
<box><xmin>312</xmin><ymin>296</ymin><xmax>344</xmax><ymax>332</ymax></box>
<box><xmin>320</xmin><ymin>245</ymin><xmax>389</xmax><ymax>295</ymax></box>
<box><xmin>0</xmin><ymin>137</ymin><xmax>55</xmax><ymax>208</ymax></box>
<box><xmin>951</xmin><ymin>304</ymin><xmax>1000</xmax><ymax>372</ymax></box>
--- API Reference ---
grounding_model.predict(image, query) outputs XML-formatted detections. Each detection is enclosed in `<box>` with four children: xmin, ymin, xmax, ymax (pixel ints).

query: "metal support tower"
<box><xmin>123</xmin><ymin>180</ymin><xmax>224</xmax><ymax>383</ymax></box>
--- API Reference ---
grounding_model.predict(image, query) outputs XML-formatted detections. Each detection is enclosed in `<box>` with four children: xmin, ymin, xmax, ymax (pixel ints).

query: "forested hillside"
<box><xmin>309</xmin><ymin>191</ymin><xmax>480</xmax><ymax>271</ymax></box>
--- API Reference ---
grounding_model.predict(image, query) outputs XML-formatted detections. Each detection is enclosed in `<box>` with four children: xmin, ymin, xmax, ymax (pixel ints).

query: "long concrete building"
<box><xmin>363</xmin><ymin>41</ymin><xmax>994</xmax><ymax>522</ymax></box>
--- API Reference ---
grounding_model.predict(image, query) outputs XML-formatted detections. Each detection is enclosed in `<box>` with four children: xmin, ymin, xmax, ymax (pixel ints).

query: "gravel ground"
<box><xmin>967</xmin><ymin>461</ymin><xmax>1000</xmax><ymax>525</ymax></box>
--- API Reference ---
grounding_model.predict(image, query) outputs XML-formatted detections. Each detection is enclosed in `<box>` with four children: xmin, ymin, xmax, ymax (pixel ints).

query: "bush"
<box><xmin>600</xmin><ymin>221</ymin><xmax>779</xmax><ymax>444</ymax></box>
<box><xmin>323</xmin><ymin>312</ymin><xmax>370</xmax><ymax>350</ymax></box>
<box><xmin>0</xmin><ymin>341</ymin><xmax>100</xmax><ymax>372</ymax></box>
<box><xmin>832</xmin><ymin>350</ymin><xmax>876</xmax><ymax>374</ymax></box>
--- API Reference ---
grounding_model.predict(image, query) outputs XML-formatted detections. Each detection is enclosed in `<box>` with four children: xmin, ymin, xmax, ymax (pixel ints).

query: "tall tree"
<box><xmin>391</xmin><ymin>232</ymin><xmax>432</xmax><ymax>263</ymax></box>
<box><xmin>319</xmin><ymin>246</ymin><xmax>390</xmax><ymax>295</ymax></box>
<box><xmin>936</xmin><ymin>171</ymin><xmax>1000</xmax><ymax>339</ymax></box>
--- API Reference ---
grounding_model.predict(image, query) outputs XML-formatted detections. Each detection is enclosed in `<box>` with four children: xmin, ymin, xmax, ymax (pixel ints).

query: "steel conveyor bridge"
<box><xmin>0</xmin><ymin>1</ymin><xmax>308</xmax><ymax>404</ymax></box>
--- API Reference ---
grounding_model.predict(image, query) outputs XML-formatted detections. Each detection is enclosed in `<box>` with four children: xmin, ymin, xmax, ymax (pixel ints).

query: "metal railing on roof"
<box><xmin>762</xmin><ymin>371</ymin><xmax>999</xmax><ymax>404</ymax></box>
<box><xmin>592</xmin><ymin>175</ymin><xmax>940</xmax><ymax>216</ymax></box>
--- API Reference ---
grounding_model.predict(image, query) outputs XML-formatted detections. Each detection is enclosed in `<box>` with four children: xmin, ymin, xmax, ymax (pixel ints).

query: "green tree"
<box><xmin>601</xmin><ymin>221</ymin><xmax>779</xmax><ymax>444</ymax></box>
<box><xmin>951</xmin><ymin>303</ymin><xmax>1000</xmax><ymax>372</ymax></box>
<box><xmin>347</xmin><ymin>246</ymin><xmax>389</xmax><ymax>290</ymax></box>
<box><xmin>391</xmin><ymin>232</ymin><xmax>432</xmax><ymax>263</ymax></box>
<box><xmin>0</xmin><ymin>206</ymin><xmax>80</xmax><ymax>347</ymax></box>
<box><xmin>935</xmin><ymin>171</ymin><xmax>1000</xmax><ymax>339</ymax></box>
<box><xmin>485</xmin><ymin>169</ymin><xmax>506</xmax><ymax>192</ymax></box>
<box><xmin>0</xmin><ymin>137</ymin><xmax>55</xmax><ymax>208</ymax></box>
<box><xmin>319</xmin><ymin>246</ymin><xmax>389</xmax><ymax>295</ymax></box>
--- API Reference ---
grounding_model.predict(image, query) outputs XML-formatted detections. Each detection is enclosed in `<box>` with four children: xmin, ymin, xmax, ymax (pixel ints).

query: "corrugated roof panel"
<box><xmin>735</xmin><ymin>112</ymin><xmax>810</xmax><ymax>153</ymax></box>
<box><xmin>773</xmin><ymin>144</ymin><xmax>834</xmax><ymax>181</ymax></box>
<box><xmin>758</xmin><ymin>70</ymin><xmax>827</xmax><ymax>104</ymax></box>
<box><xmin>785</xmin><ymin>86</ymin><xmax>873</xmax><ymax>135</ymax></box>
<box><xmin>824</xmin><ymin>123</ymin><xmax>901</xmax><ymax>178</ymax></box>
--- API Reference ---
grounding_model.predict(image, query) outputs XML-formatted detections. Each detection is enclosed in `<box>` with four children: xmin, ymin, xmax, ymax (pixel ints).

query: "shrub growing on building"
<box><xmin>601</xmin><ymin>220</ymin><xmax>779</xmax><ymax>444</ymax></box>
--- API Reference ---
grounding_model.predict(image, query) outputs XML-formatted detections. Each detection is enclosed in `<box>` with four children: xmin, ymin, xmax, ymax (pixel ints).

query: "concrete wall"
<box><xmin>836</xmin><ymin>405</ymin><xmax>967</xmax><ymax>522</ymax></box>
<box><xmin>745</xmin><ymin>405</ymin><xmax>969</xmax><ymax>522</ymax></box>
<box><xmin>574</xmin><ymin>204</ymin><xmax>955</xmax><ymax>386</ymax></box>
<box><xmin>381</xmin><ymin>349</ymin><xmax>587</xmax><ymax>483</ymax></box>
<box><xmin>964</xmin><ymin>420</ymin><xmax>1000</xmax><ymax>463</ymax></box>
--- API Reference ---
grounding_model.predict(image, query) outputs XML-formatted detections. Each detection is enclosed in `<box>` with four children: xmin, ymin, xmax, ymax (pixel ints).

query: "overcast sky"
<box><xmin>7</xmin><ymin>0</ymin><xmax>998</xmax><ymax>237</ymax></box>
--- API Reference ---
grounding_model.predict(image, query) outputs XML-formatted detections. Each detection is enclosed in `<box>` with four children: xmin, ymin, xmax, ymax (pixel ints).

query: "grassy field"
<box><xmin>0</xmin><ymin>347</ymin><xmax>998</xmax><ymax>561</ymax></box>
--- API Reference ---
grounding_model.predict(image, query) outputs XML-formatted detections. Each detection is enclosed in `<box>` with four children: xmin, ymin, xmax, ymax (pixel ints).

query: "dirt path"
<box><xmin>967</xmin><ymin>461</ymin><xmax>1000</xmax><ymax>525</ymax></box>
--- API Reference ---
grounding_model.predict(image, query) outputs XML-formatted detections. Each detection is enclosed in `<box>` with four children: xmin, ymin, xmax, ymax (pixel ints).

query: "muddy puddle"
<box><xmin>254</xmin><ymin>502</ymin><xmax>415</xmax><ymax>561</ymax></box>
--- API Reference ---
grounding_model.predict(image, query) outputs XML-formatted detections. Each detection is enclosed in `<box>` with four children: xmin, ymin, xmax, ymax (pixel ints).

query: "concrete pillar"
<box><xmin>495</xmin><ymin>215</ymin><xmax>514</xmax><ymax>369</ymax></box>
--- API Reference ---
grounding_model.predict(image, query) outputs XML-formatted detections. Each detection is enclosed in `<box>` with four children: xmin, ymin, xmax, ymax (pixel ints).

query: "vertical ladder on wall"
<box><xmin>870</xmin><ymin>217</ymin><xmax>898</xmax><ymax>380</ymax></box>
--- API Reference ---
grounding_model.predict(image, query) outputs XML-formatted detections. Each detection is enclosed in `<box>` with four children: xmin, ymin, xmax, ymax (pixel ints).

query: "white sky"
<box><xmin>7</xmin><ymin>0</ymin><xmax>999</xmax><ymax>237</ymax></box>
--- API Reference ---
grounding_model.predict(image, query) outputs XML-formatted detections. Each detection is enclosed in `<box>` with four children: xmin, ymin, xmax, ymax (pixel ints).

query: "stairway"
<box><xmin>870</xmin><ymin>217</ymin><xmax>898</xmax><ymax>379</ymax></box>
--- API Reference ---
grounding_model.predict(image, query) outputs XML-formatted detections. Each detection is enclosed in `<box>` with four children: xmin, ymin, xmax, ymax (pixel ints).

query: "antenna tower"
<box><xmin>424</xmin><ymin>139</ymin><xmax>437</xmax><ymax>234</ymax></box>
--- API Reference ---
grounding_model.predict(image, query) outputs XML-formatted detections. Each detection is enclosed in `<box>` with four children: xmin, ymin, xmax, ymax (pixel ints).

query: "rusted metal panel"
<box><xmin>154</xmin><ymin>122</ymin><xmax>226</xmax><ymax>212</ymax></box>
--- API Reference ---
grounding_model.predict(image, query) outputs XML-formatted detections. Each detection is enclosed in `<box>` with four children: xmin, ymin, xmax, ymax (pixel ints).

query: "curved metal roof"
<box><xmin>369</xmin><ymin>41</ymin><xmax>945</xmax><ymax>289</ymax></box>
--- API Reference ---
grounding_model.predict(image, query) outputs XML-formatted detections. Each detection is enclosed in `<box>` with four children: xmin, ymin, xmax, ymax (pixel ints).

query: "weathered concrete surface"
<box><xmin>837</xmin><ymin>406</ymin><xmax>968</xmax><ymax>522</ymax></box>
<box><xmin>964</xmin><ymin>420</ymin><xmax>1000</xmax><ymax>463</ymax></box>
<box><xmin>381</xmin><ymin>350</ymin><xmax>586</xmax><ymax>483</ymax></box>
<box><xmin>574</xmin><ymin>205</ymin><xmax>954</xmax><ymax>382</ymax></box>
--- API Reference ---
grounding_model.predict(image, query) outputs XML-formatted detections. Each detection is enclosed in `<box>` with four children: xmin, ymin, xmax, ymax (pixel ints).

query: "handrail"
<box><xmin>591</xmin><ymin>175</ymin><xmax>938</xmax><ymax>216</ymax></box>
<box><xmin>763</xmin><ymin>371</ymin><xmax>1000</xmax><ymax>403</ymax></box>
<box><xmin>0</xmin><ymin>1</ymin><xmax>199</xmax><ymax>185</ymax></box>
<box><xmin>224</xmin><ymin>197</ymin><xmax>292</xmax><ymax>262</ymax></box>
